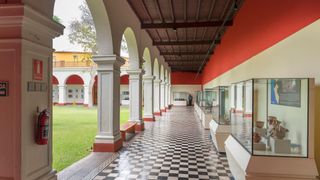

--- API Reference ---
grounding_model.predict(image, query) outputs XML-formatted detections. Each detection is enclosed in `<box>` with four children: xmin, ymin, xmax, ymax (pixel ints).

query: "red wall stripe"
<box><xmin>201</xmin><ymin>0</ymin><xmax>320</xmax><ymax>84</ymax></box>
<box><xmin>171</xmin><ymin>72</ymin><xmax>202</xmax><ymax>85</ymax></box>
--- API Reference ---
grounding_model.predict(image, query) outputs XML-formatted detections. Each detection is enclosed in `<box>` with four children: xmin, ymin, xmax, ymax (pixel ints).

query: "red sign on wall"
<box><xmin>33</xmin><ymin>59</ymin><xmax>43</xmax><ymax>81</ymax></box>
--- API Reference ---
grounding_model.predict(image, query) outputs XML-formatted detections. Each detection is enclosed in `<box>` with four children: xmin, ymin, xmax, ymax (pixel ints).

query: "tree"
<box><xmin>68</xmin><ymin>1</ymin><xmax>129</xmax><ymax>108</ymax></box>
<box><xmin>53</xmin><ymin>15</ymin><xmax>62</xmax><ymax>24</ymax></box>
<box><xmin>68</xmin><ymin>2</ymin><xmax>97</xmax><ymax>54</ymax></box>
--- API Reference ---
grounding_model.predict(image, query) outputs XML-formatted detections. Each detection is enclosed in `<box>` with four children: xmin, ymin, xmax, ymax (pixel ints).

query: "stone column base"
<box><xmin>135</xmin><ymin>123</ymin><xmax>145</xmax><ymax>131</ymax></box>
<box><xmin>244</xmin><ymin>113</ymin><xmax>252</xmax><ymax>117</ymax></box>
<box><xmin>93</xmin><ymin>138</ymin><xmax>123</xmax><ymax>152</ymax></box>
<box><xmin>154</xmin><ymin>112</ymin><xmax>162</xmax><ymax>116</ymax></box>
<box><xmin>143</xmin><ymin>117</ymin><xmax>155</xmax><ymax>122</ymax></box>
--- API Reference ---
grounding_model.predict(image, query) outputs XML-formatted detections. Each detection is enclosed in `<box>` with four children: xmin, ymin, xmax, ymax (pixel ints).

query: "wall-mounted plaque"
<box><xmin>28</xmin><ymin>81</ymin><xmax>47</xmax><ymax>92</ymax></box>
<box><xmin>0</xmin><ymin>81</ymin><xmax>9</xmax><ymax>96</ymax></box>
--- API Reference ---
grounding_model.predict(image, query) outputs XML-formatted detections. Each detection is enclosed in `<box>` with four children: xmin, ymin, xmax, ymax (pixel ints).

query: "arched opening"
<box><xmin>142</xmin><ymin>47</ymin><xmax>152</xmax><ymax>76</ymax></box>
<box><xmin>160</xmin><ymin>65</ymin><xmax>165</xmax><ymax>82</ymax></box>
<box><xmin>122</xmin><ymin>27</ymin><xmax>140</xmax><ymax>69</ymax></box>
<box><xmin>65</xmin><ymin>74</ymin><xmax>84</xmax><ymax>105</ymax></box>
<box><xmin>120</xmin><ymin>27</ymin><xmax>142</xmax><ymax>126</ymax></box>
<box><xmin>154</xmin><ymin>58</ymin><xmax>160</xmax><ymax>79</ymax></box>
<box><xmin>51</xmin><ymin>0</ymin><xmax>114</xmax><ymax>172</ymax></box>
<box><xmin>52</xmin><ymin>76</ymin><xmax>59</xmax><ymax>104</ymax></box>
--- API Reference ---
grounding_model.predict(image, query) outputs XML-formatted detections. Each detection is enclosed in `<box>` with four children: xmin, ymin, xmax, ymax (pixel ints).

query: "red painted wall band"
<box><xmin>202</xmin><ymin>0</ymin><xmax>320</xmax><ymax>84</ymax></box>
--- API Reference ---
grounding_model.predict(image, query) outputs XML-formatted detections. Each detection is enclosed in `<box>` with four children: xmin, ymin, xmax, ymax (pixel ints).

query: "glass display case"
<box><xmin>212</xmin><ymin>86</ymin><xmax>231</xmax><ymax>125</ymax></box>
<box><xmin>173</xmin><ymin>92</ymin><xmax>188</xmax><ymax>106</ymax></box>
<box><xmin>201</xmin><ymin>89</ymin><xmax>214</xmax><ymax>113</ymax></box>
<box><xmin>230</xmin><ymin>78</ymin><xmax>310</xmax><ymax>157</ymax></box>
<box><xmin>195</xmin><ymin>91</ymin><xmax>202</xmax><ymax>106</ymax></box>
<box><xmin>209</xmin><ymin>86</ymin><xmax>232</xmax><ymax>153</ymax></box>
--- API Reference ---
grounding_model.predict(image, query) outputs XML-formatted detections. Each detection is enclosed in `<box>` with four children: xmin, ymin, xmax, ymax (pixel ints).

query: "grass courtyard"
<box><xmin>52</xmin><ymin>105</ymin><xmax>129</xmax><ymax>171</ymax></box>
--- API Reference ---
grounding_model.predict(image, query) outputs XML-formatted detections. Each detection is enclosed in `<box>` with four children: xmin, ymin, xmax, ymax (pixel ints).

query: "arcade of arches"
<box><xmin>0</xmin><ymin>0</ymin><xmax>320</xmax><ymax>179</ymax></box>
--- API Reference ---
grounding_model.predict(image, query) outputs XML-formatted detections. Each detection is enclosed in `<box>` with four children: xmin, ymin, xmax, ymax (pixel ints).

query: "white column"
<box><xmin>83</xmin><ymin>84</ymin><xmax>90</xmax><ymax>106</ymax></box>
<box><xmin>164</xmin><ymin>82</ymin><xmax>168</xmax><ymax>109</ymax></box>
<box><xmin>236</xmin><ymin>83</ymin><xmax>244</xmax><ymax>112</ymax></box>
<box><xmin>58</xmin><ymin>85</ymin><xmax>66</xmax><ymax>105</ymax></box>
<box><xmin>160</xmin><ymin>81</ymin><xmax>166</xmax><ymax>111</ymax></box>
<box><xmin>168</xmin><ymin>84</ymin><xmax>172</xmax><ymax>106</ymax></box>
<box><xmin>127</xmin><ymin>69</ymin><xmax>144</xmax><ymax>131</ymax></box>
<box><xmin>93</xmin><ymin>55</ymin><xmax>125</xmax><ymax>152</ymax></box>
<box><xmin>166</xmin><ymin>83</ymin><xmax>170</xmax><ymax>108</ymax></box>
<box><xmin>143</xmin><ymin>76</ymin><xmax>154</xmax><ymax>121</ymax></box>
<box><xmin>230</xmin><ymin>84</ymin><xmax>235</xmax><ymax>110</ymax></box>
<box><xmin>153</xmin><ymin>79</ymin><xmax>161</xmax><ymax>115</ymax></box>
<box><xmin>244</xmin><ymin>81</ymin><xmax>253</xmax><ymax>116</ymax></box>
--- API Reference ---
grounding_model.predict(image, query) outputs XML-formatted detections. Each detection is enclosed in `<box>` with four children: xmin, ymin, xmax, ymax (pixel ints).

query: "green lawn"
<box><xmin>52</xmin><ymin>105</ymin><xmax>129</xmax><ymax>171</ymax></box>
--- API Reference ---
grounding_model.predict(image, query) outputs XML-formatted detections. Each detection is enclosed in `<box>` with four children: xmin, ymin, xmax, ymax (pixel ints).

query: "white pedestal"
<box><xmin>254</xmin><ymin>142</ymin><xmax>267</xmax><ymax>151</ymax></box>
<box><xmin>209</xmin><ymin>120</ymin><xmax>231</xmax><ymax>153</ymax></box>
<box><xmin>270</xmin><ymin>138</ymin><xmax>291</xmax><ymax>154</ymax></box>
<box><xmin>225</xmin><ymin>136</ymin><xmax>319</xmax><ymax>180</ymax></box>
<box><xmin>199</xmin><ymin>108</ymin><xmax>211</xmax><ymax>129</ymax></box>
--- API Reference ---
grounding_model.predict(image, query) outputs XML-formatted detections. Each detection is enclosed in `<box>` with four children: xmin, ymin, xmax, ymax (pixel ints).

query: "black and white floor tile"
<box><xmin>94</xmin><ymin>107</ymin><xmax>232</xmax><ymax>180</ymax></box>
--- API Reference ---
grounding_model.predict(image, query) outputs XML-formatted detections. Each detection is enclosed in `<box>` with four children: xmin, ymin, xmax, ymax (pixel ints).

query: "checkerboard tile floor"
<box><xmin>94</xmin><ymin>107</ymin><xmax>232</xmax><ymax>180</ymax></box>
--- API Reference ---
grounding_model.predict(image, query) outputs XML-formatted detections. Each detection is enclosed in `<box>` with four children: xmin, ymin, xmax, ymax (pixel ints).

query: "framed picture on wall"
<box><xmin>270</xmin><ymin>79</ymin><xmax>301</xmax><ymax>107</ymax></box>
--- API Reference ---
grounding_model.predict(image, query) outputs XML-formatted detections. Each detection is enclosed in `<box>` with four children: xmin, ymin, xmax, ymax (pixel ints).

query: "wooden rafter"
<box><xmin>153</xmin><ymin>40</ymin><xmax>220</xmax><ymax>46</ymax></box>
<box><xmin>160</xmin><ymin>51</ymin><xmax>213</xmax><ymax>56</ymax></box>
<box><xmin>141</xmin><ymin>21</ymin><xmax>233</xmax><ymax>29</ymax></box>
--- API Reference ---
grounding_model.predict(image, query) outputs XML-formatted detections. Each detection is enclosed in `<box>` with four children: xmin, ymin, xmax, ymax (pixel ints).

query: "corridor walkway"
<box><xmin>94</xmin><ymin>107</ymin><xmax>232</xmax><ymax>180</ymax></box>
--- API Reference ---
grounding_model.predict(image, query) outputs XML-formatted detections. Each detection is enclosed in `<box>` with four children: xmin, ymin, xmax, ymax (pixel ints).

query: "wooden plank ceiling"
<box><xmin>127</xmin><ymin>0</ymin><xmax>243</xmax><ymax>72</ymax></box>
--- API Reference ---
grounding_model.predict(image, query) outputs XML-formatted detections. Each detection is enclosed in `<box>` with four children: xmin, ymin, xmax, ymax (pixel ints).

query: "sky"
<box><xmin>53</xmin><ymin>0</ymin><xmax>84</xmax><ymax>52</ymax></box>
<box><xmin>53</xmin><ymin>0</ymin><xmax>128</xmax><ymax>57</ymax></box>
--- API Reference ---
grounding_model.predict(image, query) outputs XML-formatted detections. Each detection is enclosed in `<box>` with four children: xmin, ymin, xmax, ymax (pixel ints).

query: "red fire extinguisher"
<box><xmin>35</xmin><ymin>108</ymin><xmax>50</xmax><ymax>145</ymax></box>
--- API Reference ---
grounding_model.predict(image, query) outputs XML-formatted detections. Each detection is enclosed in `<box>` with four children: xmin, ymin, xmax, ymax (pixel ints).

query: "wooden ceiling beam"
<box><xmin>160</xmin><ymin>51</ymin><xmax>213</xmax><ymax>56</ymax></box>
<box><xmin>153</xmin><ymin>40</ymin><xmax>220</xmax><ymax>46</ymax></box>
<box><xmin>141</xmin><ymin>20</ymin><xmax>233</xmax><ymax>29</ymax></box>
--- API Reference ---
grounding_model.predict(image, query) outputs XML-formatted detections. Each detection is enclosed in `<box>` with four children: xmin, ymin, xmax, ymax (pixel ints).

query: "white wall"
<box><xmin>66</xmin><ymin>85</ymin><xmax>84</xmax><ymax>104</ymax></box>
<box><xmin>171</xmin><ymin>85</ymin><xmax>202</xmax><ymax>105</ymax></box>
<box><xmin>120</xmin><ymin>85</ymin><xmax>129</xmax><ymax>99</ymax></box>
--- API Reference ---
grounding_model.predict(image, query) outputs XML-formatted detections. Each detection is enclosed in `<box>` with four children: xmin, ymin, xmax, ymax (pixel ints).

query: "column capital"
<box><xmin>127</xmin><ymin>69</ymin><xmax>144</xmax><ymax>75</ymax></box>
<box><xmin>154</xmin><ymin>79</ymin><xmax>162</xmax><ymax>83</ymax></box>
<box><xmin>0</xmin><ymin>5</ymin><xmax>64</xmax><ymax>45</ymax></box>
<box><xmin>93</xmin><ymin>55</ymin><xmax>125</xmax><ymax>71</ymax></box>
<box><xmin>143</xmin><ymin>75</ymin><xmax>155</xmax><ymax>81</ymax></box>
<box><xmin>58</xmin><ymin>84</ymin><xmax>66</xmax><ymax>88</ymax></box>
<box><xmin>161</xmin><ymin>81</ymin><xmax>166</xmax><ymax>85</ymax></box>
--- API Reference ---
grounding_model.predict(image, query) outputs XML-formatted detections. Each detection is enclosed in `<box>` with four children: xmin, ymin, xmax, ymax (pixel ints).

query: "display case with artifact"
<box><xmin>172</xmin><ymin>92</ymin><xmax>188</xmax><ymax>106</ymax></box>
<box><xmin>194</xmin><ymin>90</ymin><xmax>215</xmax><ymax>129</ymax></box>
<box><xmin>225</xmin><ymin>78</ymin><xmax>318</xmax><ymax>179</ymax></box>
<box><xmin>200</xmin><ymin>89</ymin><xmax>214</xmax><ymax>129</ymax></box>
<box><xmin>194</xmin><ymin>91</ymin><xmax>202</xmax><ymax>118</ymax></box>
<box><xmin>209</xmin><ymin>86</ymin><xmax>231</xmax><ymax>153</ymax></box>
